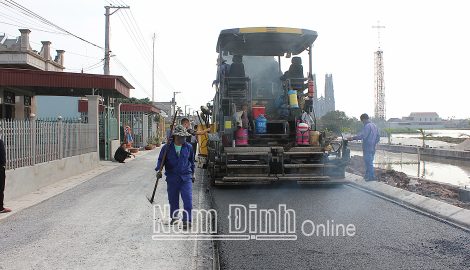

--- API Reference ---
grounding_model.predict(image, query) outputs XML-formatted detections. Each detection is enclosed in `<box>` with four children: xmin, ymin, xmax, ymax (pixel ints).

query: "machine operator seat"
<box><xmin>226</xmin><ymin>55</ymin><xmax>249</xmax><ymax>91</ymax></box>
<box><xmin>282</xmin><ymin>56</ymin><xmax>306</xmax><ymax>91</ymax></box>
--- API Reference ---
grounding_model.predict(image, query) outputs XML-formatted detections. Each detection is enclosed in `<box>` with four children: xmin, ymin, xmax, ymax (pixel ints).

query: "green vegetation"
<box><xmin>383</xmin><ymin>128</ymin><xmax>393</xmax><ymax>144</ymax></box>
<box><xmin>418</xmin><ymin>128</ymin><xmax>433</xmax><ymax>147</ymax></box>
<box><xmin>319</xmin><ymin>110</ymin><xmax>361</xmax><ymax>134</ymax></box>
<box><xmin>118</xmin><ymin>97</ymin><xmax>152</xmax><ymax>105</ymax></box>
<box><xmin>412</xmin><ymin>136</ymin><xmax>466</xmax><ymax>144</ymax></box>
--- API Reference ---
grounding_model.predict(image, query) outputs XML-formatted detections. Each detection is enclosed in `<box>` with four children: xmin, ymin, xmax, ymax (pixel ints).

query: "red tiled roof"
<box><xmin>0</xmin><ymin>68</ymin><xmax>133</xmax><ymax>98</ymax></box>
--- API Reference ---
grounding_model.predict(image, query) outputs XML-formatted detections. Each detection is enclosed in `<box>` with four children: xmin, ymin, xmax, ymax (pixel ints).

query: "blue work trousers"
<box><xmin>363</xmin><ymin>151</ymin><xmax>376</xmax><ymax>180</ymax></box>
<box><xmin>167</xmin><ymin>176</ymin><xmax>193</xmax><ymax>222</ymax></box>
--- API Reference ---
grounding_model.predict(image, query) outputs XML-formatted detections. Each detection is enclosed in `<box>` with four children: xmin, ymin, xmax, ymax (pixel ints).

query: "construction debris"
<box><xmin>455</xmin><ymin>138</ymin><xmax>470</xmax><ymax>151</ymax></box>
<box><xmin>347</xmin><ymin>155</ymin><xmax>470</xmax><ymax>210</ymax></box>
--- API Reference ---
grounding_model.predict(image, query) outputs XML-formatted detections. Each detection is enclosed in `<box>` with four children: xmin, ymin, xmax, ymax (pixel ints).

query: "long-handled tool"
<box><xmin>147</xmin><ymin>112</ymin><xmax>178</xmax><ymax>204</ymax></box>
<box><xmin>196</xmin><ymin>111</ymin><xmax>208</xmax><ymax>130</ymax></box>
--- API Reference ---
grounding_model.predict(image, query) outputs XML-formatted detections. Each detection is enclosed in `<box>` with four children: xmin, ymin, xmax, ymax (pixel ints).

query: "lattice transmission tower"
<box><xmin>372</xmin><ymin>21</ymin><xmax>386</xmax><ymax>120</ymax></box>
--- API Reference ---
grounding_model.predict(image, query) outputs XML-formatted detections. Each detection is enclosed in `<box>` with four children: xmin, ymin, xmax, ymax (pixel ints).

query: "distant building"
<box><xmin>443</xmin><ymin>119</ymin><xmax>470</xmax><ymax>129</ymax></box>
<box><xmin>314</xmin><ymin>74</ymin><xmax>335</xmax><ymax>117</ymax></box>
<box><xmin>0</xmin><ymin>29</ymin><xmax>68</xmax><ymax>119</ymax></box>
<box><xmin>0</xmin><ymin>29</ymin><xmax>65</xmax><ymax>71</ymax></box>
<box><xmin>153</xmin><ymin>101</ymin><xmax>173</xmax><ymax>119</ymax></box>
<box><xmin>387</xmin><ymin>112</ymin><xmax>444</xmax><ymax>129</ymax></box>
<box><xmin>408</xmin><ymin>112</ymin><xmax>441</xmax><ymax>123</ymax></box>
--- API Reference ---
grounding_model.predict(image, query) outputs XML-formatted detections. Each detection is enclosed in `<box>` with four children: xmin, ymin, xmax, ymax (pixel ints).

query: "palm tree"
<box><xmin>418</xmin><ymin>128</ymin><xmax>432</xmax><ymax>148</ymax></box>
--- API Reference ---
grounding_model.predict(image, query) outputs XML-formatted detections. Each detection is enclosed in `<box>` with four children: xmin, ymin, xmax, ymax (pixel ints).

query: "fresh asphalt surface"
<box><xmin>211</xmin><ymin>183</ymin><xmax>470</xmax><ymax>270</ymax></box>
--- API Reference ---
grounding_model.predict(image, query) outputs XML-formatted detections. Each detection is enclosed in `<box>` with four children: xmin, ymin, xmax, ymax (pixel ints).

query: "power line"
<box><xmin>0</xmin><ymin>20</ymin><xmax>66</xmax><ymax>34</ymax></box>
<box><xmin>108</xmin><ymin>0</ymin><xmax>177</xmax><ymax>93</ymax></box>
<box><xmin>0</xmin><ymin>9</ymin><xmax>67</xmax><ymax>34</ymax></box>
<box><xmin>115</xmin><ymin>11</ymin><xmax>151</xmax><ymax>65</ymax></box>
<box><xmin>83</xmin><ymin>60</ymin><xmax>105</xmax><ymax>72</ymax></box>
<box><xmin>0</xmin><ymin>31</ymin><xmax>102</xmax><ymax>63</ymax></box>
<box><xmin>112</xmin><ymin>56</ymin><xmax>152</xmax><ymax>98</ymax></box>
<box><xmin>0</xmin><ymin>4</ymin><xmax>59</xmax><ymax>32</ymax></box>
<box><xmin>126</xmin><ymin>10</ymin><xmax>152</xmax><ymax>54</ymax></box>
<box><xmin>0</xmin><ymin>0</ymin><xmax>104</xmax><ymax>49</ymax></box>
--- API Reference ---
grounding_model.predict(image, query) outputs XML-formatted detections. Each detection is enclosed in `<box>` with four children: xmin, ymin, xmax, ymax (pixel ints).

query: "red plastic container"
<box><xmin>235</xmin><ymin>127</ymin><xmax>248</xmax><ymax>146</ymax></box>
<box><xmin>296</xmin><ymin>123</ymin><xmax>310</xmax><ymax>145</ymax></box>
<box><xmin>252</xmin><ymin>105</ymin><xmax>265</xmax><ymax>120</ymax></box>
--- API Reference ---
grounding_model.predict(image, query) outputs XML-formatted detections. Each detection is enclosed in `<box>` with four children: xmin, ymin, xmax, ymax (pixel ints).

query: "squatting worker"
<box><xmin>0</xmin><ymin>138</ymin><xmax>11</xmax><ymax>214</ymax></box>
<box><xmin>114</xmin><ymin>143</ymin><xmax>135</xmax><ymax>163</ymax></box>
<box><xmin>348</xmin><ymin>113</ymin><xmax>380</xmax><ymax>181</ymax></box>
<box><xmin>156</xmin><ymin>125</ymin><xmax>195</xmax><ymax>228</ymax></box>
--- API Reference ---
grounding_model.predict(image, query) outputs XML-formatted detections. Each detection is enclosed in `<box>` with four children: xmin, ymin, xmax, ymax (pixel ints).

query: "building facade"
<box><xmin>0</xmin><ymin>29</ymin><xmax>67</xmax><ymax>120</ymax></box>
<box><xmin>387</xmin><ymin>112</ymin><xmax>444</xmax><ymax>129</ymax></box>
<box><xmin>313</xmin><ymin>73</ymin><xmax>335</xmax><ymax>118</ymax></box>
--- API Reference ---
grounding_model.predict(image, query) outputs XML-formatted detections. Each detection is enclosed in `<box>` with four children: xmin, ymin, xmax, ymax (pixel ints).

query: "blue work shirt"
<box><xmin>353</xmin><ymin>120</ymin><xmax>380</xmax><ymax>153</ymax></box>
<box><xmin>156</xmin><ymin>142</ymin><xmax>195</xmax><ymax>181</ymax></box>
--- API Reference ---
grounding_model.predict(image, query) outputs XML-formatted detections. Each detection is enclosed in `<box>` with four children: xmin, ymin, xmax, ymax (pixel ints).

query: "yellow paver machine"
<box><xmin>198</xmin><ymin>27</ymin><xmax>350</xmax><ymax>185</ymax></box>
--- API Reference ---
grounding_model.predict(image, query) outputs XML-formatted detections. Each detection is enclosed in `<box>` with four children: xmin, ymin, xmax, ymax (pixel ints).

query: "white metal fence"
<box><xmin>0</xmin><ymin>119</ymin><xmax>97</xmax><ymax>170</ymax></box>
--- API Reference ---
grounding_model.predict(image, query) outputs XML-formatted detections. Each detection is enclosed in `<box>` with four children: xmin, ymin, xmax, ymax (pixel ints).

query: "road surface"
<box><xmin>1</xmin><ymin>149</ymin><xmax>468</xmax><ymax>270</ymax></box>
<box><xmin>0</xmin><ymin>150</ymin><xmax>213</xmax><ymax>269</ymax></box>
<box><xmin>211</xmin><ymin>183</ymin><xmax>470</xmax><ymax>269</ymax></box>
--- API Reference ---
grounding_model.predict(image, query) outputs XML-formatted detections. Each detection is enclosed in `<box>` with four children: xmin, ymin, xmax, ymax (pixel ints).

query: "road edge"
<box><xmin>346</xmin><ymin>172</ymin><xmax>470</xmax><ymax>231</ymax></box>
<box><xmin>0</xmin><ymin>148</ymin><xmax>158</xmax><ymax>222</ymax></box>
<box><xmin>203</xmin><ymin>169</ymin><xmax>221</xmax><ymax>270</ymax></box>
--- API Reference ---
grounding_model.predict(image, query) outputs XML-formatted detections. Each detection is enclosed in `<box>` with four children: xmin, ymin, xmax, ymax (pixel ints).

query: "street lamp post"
<box><xmin>172</xmin><ymin>91</ymin><xmax>181</xmax><ymax>117</ymax></box>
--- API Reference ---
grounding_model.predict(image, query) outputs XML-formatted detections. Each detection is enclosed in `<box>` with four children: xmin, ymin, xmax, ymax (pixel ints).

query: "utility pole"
<box><xmin>152</xmin><ymin>33</ymin><xmax>156</xmax><ymax>102</ymax></box>
<box><xmin>172</xmin><ymin>91</ymin><xmax>181</xmax><ymax>117</ymax></box>
<box><xmin>104</xmin><ymin>5</ymin><xmax>130</xmax><ymax>75</ymax></box>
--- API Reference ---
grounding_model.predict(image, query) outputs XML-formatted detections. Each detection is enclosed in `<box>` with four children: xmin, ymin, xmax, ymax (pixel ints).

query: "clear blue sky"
<box><xmin>1</xmin><ymin>0</ymin><xmax>469</xmax><ymax>119</ymax></box>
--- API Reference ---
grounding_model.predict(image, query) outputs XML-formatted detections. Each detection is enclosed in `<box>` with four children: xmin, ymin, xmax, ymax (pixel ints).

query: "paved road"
<box><xmin>0</xmin><ymin>149</ymin><xmax>213</xmax><ymax>270</ymax></box>
<box><xmin>211</xmin><ymin>183</ymin><xmax>470</xmax><ymax>270</ymax></box>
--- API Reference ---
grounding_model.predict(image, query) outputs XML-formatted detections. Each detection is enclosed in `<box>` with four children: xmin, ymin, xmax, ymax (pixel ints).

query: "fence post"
<box><xmin>86</xmin><ymin>95</ymin><xmax>100</xmax><ymax>156</ymax></box>
<box><xmin>143</xmin><ymin>114</ymin><xmax>149</xmax><ymax>147</ymax></box>
<box><xmin>58</xmin><ymin>117</ymin><xmax>64</xmax><ymax>159</ymax></box>
<box><xmin>31</xmin><ymin>115</ymin><xmax>36</xmax><ymax>166</ymax></box>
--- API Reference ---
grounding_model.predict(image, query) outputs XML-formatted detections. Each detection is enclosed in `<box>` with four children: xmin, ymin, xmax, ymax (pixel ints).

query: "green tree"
<box><xmin>119</xmin><ymin>97</ymin><xmax>152</xmax><ymax>105</ymax></box>
<box><xmin>418</xmin><ymin>128</ymin><xmax>432</xmax><ymax>148</ymax></box>
<box><xmin>319</xmin><ymin>110</ymin><xmax>359</xmax><ymax>134</ymax></box>
<box><xmin>384</xmin><ymin>128</ymin><xmax>393</xmax><ymax>144</ymax></box>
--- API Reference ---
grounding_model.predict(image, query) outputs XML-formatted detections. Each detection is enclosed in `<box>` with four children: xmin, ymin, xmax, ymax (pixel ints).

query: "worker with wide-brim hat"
<box><xmin>156</xmin><ymin>124</ymin><xmax>195</xmax><ymax>228</ymax></box>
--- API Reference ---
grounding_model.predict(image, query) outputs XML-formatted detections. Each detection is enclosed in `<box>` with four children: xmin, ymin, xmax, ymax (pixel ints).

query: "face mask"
<box><xmin>175</xmin><ymin>136</ymin><xmax>186</xmax><ymax>145</ymax></box>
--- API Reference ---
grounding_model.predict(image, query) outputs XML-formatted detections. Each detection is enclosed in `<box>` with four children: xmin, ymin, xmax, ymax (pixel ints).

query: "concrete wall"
<box><xmin>35</xmin><ymin>96</ymin><xmax>80</xmax><ymax>118</ymax></box>
<box><xmin>349</xmin><ymin>142</ymin><xmax>470</xmax><ymax>161</ymax></box>
<box><xmin>5</xmin><ymin>152</ymin><xmax>99</xmax><ymax>201</ymax></box>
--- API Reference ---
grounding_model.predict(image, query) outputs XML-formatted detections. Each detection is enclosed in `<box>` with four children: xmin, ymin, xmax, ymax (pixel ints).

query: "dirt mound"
<box><xmin>347</xmin><ymin>155</ymin><xmax>470</xmax><ymax>210</ymax></box>
<box><xmin>455</xmin><ymin>138</ymin><xmax>470</xmax><ymax>151</ymax></box>
<box><xmin>376</xmin><ymin>170</ymin><xmax>410</xmax><ymax>188</ymax></box>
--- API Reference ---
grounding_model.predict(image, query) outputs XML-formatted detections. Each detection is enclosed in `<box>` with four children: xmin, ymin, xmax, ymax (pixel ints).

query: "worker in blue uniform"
<box><xmin>348</xmin><ymin>113</ymin><xmax>380</xmax><ymax>181</ymax></box>
<box><xmin>156</xmin><ymin>125</ymin><xmax>195</xmax><ymax>228</ymax></box>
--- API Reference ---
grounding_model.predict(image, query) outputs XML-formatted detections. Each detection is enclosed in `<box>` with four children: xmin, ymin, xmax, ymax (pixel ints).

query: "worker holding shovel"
<box><xmin>155</xmin><ymin>125</ymin><xmax>195</xmax><ymax>228</ymax></box>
